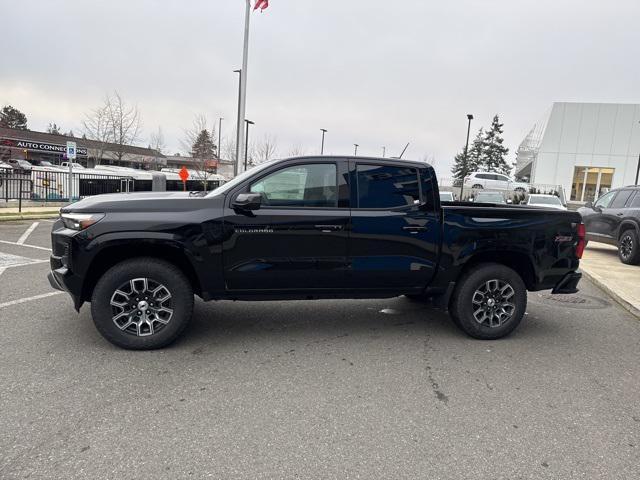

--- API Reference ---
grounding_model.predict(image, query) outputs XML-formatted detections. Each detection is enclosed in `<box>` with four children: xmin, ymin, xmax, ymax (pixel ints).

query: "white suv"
<box><xmin>464</xmin><ymin>172</ymin><xmax>529</xmax><ymax>192</ymax></box>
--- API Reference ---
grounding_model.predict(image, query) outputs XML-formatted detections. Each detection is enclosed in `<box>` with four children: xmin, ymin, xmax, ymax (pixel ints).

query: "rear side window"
<box><xmin>476</xmin><ymin>173</ymin><xmax>491</xmax><ymax>180</ymax></box>
<box><xmin>356</xmin><ymin>164</ymin><xmax>420</xmax><ymax>208</ymax></box>
<box><xmin>610</xmin><ymin>190</ymin><xmax>634</xmax><ymax>209</ymax></box>
<box><xmin>630</xmin><ymin>192</ymin><xmax>640</xmax><ymax>208</ymax></box>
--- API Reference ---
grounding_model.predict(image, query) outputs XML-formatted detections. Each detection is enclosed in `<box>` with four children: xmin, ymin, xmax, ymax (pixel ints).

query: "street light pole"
<box><xmin>320</xmin><ymin>129</ymin><xmax>327</xmax><ymax>155</ymax></box>
<box><xmin>459</xmin><ymin>114</ymin><xmax>474</xmax><ymax>200</ymax></box>
<box><xmin>236</xmin><ymin>0</ymin><xmax>251</xmax><ymax>175</ymax></box>
<box><xmin>218</xmin><ymin>117</ymin><xmax>223</xmax><ymax>159</ymax></box>
<box><xmin>233</xmin><ymin>69</ymin><xmax>242</xmax><ymax>176</ymax></box>
<box><xmin>382</xmin><ymin>146</ymin><xmax>386</xmax><ymax>158</ymax></box>
<box><xmin>636</xmin><ymin>121</ymin><xmax>640</xmax><ymax>185</ymax></box>
<box><xmin>244</xmin><ymin>119</ymin><xmax>254</xmax><ymax>170</ymax></box>
<box><xmin>354</xmin><ymin>144</ymin><xmax>359</xmax><ymax>156</ymax></box>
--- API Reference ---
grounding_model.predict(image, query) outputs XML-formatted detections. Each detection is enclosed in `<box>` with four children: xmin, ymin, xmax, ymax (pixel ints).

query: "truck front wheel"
<box><xmin>91</xmin><ymin>258</ymin><xmax>194</xmax><ymax>350</ymax></box>
<box><xmin>450</xmin><ymin>263</ymin><xmax>527</xmax><ymax>340</ymax></box>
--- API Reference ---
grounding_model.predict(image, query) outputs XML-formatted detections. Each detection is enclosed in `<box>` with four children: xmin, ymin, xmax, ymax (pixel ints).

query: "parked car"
<box><xmin>49</xmin><ymin>156</ymin><xmax>583</xmax><ymax>349</ymax></box>
<box><xmin>526</xmin><ymin>194</ymin><xmax>567</xmax><ymax>210</ymax></box>
<box><xmin>61</xmin><ymin>162</ymin><xmax>85</xmax><ymax>169</ymax></box>
<box><xmin>439</xmin><ymin>191</ymin><xmax>455</xmax><ymax>202</ymax></box>
<box><xmin>464</xmin><ymin>172</ymin><xmax>529</xmax><ymax>192</ymax></box>
<box><xmin>0</xmin><ymin>161</ymin><xmax>12</xmax><ymax>170</ymax></box>
<box><xmin>473</xmin><ymin>191</ymin><xmax>507</xmax><ymax>204</ymax></box>
<box><xmin>578</xmin><ymin>186</ymin><xmax>640</xmax><ymax>264</ymax></box>
<box><xmin>7</xmin><ymin>159</ymin><xmax>33</xmax><ymax>171</ymax></box>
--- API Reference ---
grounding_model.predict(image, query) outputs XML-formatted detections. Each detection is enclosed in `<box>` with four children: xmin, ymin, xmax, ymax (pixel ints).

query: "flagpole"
<box><xmin>235</xmin><ymin>0</ymin><xmax>251</xmax><ymax>176</ymax></box>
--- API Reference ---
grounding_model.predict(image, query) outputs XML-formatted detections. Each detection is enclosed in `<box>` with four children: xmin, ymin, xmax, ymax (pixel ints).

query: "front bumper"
<box><xmin>551</xmin><ymin>270</ymin><xmax>582</xmax><ymax>294</ymax></box>
<box><xmin>48</xmin><ymin>255</ymin><xmax>83</xmax><ymax>311</ymax></box>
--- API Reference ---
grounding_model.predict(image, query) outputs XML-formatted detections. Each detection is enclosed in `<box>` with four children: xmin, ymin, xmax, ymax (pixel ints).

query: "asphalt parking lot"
<box><xmin>1</xmin><ymin>220</ymin><xmax>639</xmax><ymax>479</ymax></box>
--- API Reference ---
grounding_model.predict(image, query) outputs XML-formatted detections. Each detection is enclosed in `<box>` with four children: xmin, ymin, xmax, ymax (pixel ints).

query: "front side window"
<box><xmin>249</xmin><ymin>163</ymin><xmax>337</xmax><ymax>207</ymax></box>
<box><xmin>497</xmin><ymin>174</ymin><xmax>509</xmax><ymax>182</ymax></box>
<box><xmin>630</xmin><ymin>193</ymin><xmax>640</xmax><ymax>208</ymax></box>
<box><xmin>356</xmin><ymin>164</ymin><xmax>419</xmax><ymax>208</ymax></box>
<box><xmin>594</xmin><ymin>191</ymin><xmax>616</xmax><ymax>209</ymax></box>
<box><xmin>610</xmin><ymin>190</ymin><xmax>633</xmax><ymax>209</ymax></box>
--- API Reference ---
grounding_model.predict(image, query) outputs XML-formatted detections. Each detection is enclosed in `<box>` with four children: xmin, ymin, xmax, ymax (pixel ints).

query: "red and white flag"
<box><xmin>254</xmin><ymin>0</ymin><xmax>269</xmax><ymax>12</ymax></box>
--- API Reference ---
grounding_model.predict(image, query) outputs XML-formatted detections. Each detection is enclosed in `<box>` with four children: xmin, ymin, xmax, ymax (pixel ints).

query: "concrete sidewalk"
<box><xmin>580</xmin><ymin>243</ymin><xmax>640</xmax><ymax>318</ymax></box>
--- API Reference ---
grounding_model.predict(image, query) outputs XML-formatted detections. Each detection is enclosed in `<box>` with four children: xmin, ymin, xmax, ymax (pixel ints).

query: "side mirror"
<box><xmin>233</xmin><ymin>192</ymin><xmax>262</xmax><ymax>211</ymax></box>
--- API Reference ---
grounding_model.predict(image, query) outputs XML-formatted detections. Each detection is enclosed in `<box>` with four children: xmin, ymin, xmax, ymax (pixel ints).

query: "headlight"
<box><xmin>60</xmin><ymin>213</ymin><xmax>105</xmax><ymax>230</ymax></box>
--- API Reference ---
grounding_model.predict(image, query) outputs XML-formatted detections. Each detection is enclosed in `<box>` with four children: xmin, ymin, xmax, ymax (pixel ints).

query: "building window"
<box><xmin>570</xmin><ymin>167</ymin><xmax>615</xmax><ymax>203</ymax></box>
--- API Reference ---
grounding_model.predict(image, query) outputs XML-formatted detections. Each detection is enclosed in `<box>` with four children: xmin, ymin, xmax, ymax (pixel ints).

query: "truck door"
<box><xmin>222</xmin><ymin>159</ymin><xmax>350</xmax><ymax>291</ymax></box>
<box><xmin>347</xmin><ymin>161</ymin><xmax>440</xmax><ymax>289</ymax></box>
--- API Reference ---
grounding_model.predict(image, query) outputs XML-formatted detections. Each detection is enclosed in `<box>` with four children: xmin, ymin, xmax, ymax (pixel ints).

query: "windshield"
<box><xmin>207</xmin><ymin>160</ymin><xmax>279</xmax><ymax>196</ymax></box>
<box><xmin>475</xmin><ymin>193</ymin><xmax>505</xmax><ymax>203</ymax></box>
<box><xmin>528</xmin><ymin>195</ymin><xmax>561</xmax><ymax>205</ymax></box>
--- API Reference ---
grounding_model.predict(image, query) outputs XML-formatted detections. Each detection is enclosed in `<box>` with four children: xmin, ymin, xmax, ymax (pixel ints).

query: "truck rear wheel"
<box><xmin>450</xmin><ymin>263</ymin><xmax>526</xmax><ymax>340</ymax></box>
<box><xmin>90</xmin><ymin>258</ymin><xmax>194</xmax><ymax>350</ymax></box>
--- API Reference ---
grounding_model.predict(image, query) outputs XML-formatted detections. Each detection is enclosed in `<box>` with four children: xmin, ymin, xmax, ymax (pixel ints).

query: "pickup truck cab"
<box><xmin>49</xmin><ymin>156</ymin><xmax>584</xmax><ymax>349</ymax></box>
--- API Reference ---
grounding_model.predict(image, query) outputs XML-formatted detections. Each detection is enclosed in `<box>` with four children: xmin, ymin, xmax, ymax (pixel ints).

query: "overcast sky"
<box><xmin>2</xmin><ymin>0</ymin><xmax>640</xmax><ymax>175</ymax></box>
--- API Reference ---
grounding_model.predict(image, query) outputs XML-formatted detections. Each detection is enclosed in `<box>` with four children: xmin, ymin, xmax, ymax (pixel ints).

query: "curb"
<box><xmin>581</xmin><ymin>268</ymin><xmax>640</xmax><ymax>319</ymax></box>
<box><xmin>0</xmin><ymin>213</ymin><xmax>60</xmax><ymax>222</ymax></box>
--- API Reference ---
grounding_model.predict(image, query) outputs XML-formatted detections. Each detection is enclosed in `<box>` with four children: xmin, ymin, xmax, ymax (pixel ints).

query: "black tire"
<box><xmin>90</xmin><ymin>258</ymin><xmax>194</xmax><ymax>350</ymax></box>
<box><xmin>618</xmin><ymin>229</ymin><xmax>640</xmax><ymax>265</ymax></box>
<box><xmin>450</xmin><ymin>263</ymin><xmax>527</xmax><ymax>340</ymax></box>
<box><xmin>514</xmin><ymin>187</ymin><xmax>525</xmax><ymax>193</ymax></box>
<box><xmin>472</xmin><ymin>184</ymin><xmax>483</xmax><ymax>190</ymax></box>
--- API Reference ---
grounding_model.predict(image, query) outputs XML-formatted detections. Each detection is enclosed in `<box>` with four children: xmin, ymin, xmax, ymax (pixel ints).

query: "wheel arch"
<box><xmin>81</xmin><ymin>241</ymin><xmax>203</xmax><ymax>303</ymax></box>
<box><xmin>457</xmin><ymin>251</ymin><xmax>536</xmax><ymax>290</ymax></box>
<box><xmin>617</xmin><ymin>220</ymin><xmax>640</xmax><ymax>240</ymax></box>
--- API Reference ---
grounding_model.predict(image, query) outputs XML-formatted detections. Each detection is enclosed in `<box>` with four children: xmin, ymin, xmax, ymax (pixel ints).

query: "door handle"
<box><xmin>403</xmin><ymin>226</ymin><xmax>428</xmax><ymax>234</ymax></box>
<box><xmin>616</xmin><ymin>213</ymin><xmax>624</xmax><ymax>217</ymax></box>
<box><xmin>315</xmin><ymin>224</ymin><xmax>343</xmax><ymax>232</ymax></box>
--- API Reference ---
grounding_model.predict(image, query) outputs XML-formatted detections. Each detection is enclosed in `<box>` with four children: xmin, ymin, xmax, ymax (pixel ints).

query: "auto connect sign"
<box><xmin>0</xmin><ymin>138</ymin><xmax>88</xmax><ymax>157</ymax></box>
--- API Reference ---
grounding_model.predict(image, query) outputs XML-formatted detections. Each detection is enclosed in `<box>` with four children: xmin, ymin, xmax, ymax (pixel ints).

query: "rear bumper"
<box><xmin>551</xmin><ymin>270</ymin><xmax>582</xmax><ymax>294</ymax></box>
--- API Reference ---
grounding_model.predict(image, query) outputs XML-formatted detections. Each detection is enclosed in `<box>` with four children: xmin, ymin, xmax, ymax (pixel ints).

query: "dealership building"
<box><xmin>515</xmin><ymin>102</ymin><xmax>640</xmax><ymax>203</ymax></box>
<box><xmin>0</xmin><ymin>126</ymin><xmax>232</xmax><ymax>177</ymax></box>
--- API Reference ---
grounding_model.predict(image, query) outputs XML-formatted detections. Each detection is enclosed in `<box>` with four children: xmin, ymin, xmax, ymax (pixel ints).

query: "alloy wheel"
<box><xmin>620</xmin><ymin>234</ymin><xmax>634</xmax><ymax>260</ymax></box>
<box><xmin>471</xmin><ymin>279</ymin><xmax>516</xmax><ymax>328</ymax></box>
<box><xmin>110</xmin><ymin>278</ymin><xmax>173</xmax><ymax>336</ymax></box>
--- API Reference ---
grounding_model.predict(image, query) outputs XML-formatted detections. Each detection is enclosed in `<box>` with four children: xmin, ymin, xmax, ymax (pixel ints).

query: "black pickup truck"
<box><xmin>49</xmin><ymin>156</ymin><xmax>584</xmax><ymax>349</ymax></box>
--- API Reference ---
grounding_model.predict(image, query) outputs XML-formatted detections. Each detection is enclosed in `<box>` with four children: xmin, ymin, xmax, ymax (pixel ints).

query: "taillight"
<box><xmin>576</xmin><ymin>223</ymin><xmax>586</xmax><ymax>259</ymax></box>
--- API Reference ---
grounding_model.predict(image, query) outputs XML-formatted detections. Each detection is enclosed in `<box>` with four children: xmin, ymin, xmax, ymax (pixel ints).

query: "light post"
<box><xmin>459</xmin><ymin>114</ymin><xmax>474</xmax><ymax>200</ymax></box>
<box><xmin>233</xmin><ymin>69</ymin><xmax>242</xmax><ymax>175</ymax></box>
<box><xmin>635</xmin><ymin>121</ymin><xmax>640</xmax><ymax>185</ymax></box>
<box><xmin>244</xmin><ymin>119</ymin><xmax>254</xmax><ymax>170</ymax></box>
<box><xmin>382</xmin><ymin>146</ymin><xmax>386</xmax><ymax>158</ymax></box>
<box><xmin>236</xmin><ymin>0</ymin><xmax>252</xmax><ymax>174</ymax></box>
<box><xmin>218</xmin><ymin>117</ymin><xmax>223</xmax><ymax>159</ymax></box>
<box><xmin>320</xmin><ymin>128</ymin><xmax>327</xmax><ymax>155</ymax></box>
<box><xmin>354</xmin><ymin>144</ymin><xmax>359</xmax><ymax>156</ymax></box>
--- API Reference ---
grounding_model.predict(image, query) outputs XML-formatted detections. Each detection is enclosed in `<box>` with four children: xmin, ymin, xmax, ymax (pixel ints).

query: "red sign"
<box><xmin>179</xmin><ymin>167</ymin><xmax>189</xmax><ymax>182</ymax></box>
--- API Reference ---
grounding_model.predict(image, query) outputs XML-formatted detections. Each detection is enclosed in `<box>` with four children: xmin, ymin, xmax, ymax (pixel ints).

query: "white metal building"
<box><xmin>515</xmin><ymin>102</ymin><xmax>640</xmax><ymax>203</ymax></box>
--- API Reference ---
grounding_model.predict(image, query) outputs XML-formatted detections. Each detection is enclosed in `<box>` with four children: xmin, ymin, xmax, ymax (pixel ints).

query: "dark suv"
<box><xmin>578</xmin><ymin>186</ymin><xmax>640</xmax><ymax>264</ymax></box>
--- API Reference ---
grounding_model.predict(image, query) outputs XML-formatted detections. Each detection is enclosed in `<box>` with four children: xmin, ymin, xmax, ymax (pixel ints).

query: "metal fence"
<box><xmin>1</xmin><ymin>168</ymin><xmax>225</xmax><ymax>211</ymax></box>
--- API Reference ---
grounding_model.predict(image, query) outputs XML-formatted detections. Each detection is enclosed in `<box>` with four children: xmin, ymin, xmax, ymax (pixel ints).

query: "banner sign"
<box><xmin>0</xmin><ymin>138</ymin><xmax>88</xmax><ymax>156</ymax></box>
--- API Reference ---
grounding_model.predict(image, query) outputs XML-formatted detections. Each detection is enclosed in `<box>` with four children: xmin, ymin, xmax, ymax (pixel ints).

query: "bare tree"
<box><xmin>254</xmin><ymin>134</ymin><xmax>278</xmax><ymax>165</ymax></box>
<box><xmin>105</xmin><ymin>91</ymin><xmax>142</xmax><ymax>163</ymax></box>
<box><xmin>83</xmin><ymin>103</ymin><xmax>112</xmax><ymax>165</ymax></box>
<box><xmin>149</xmin><ymin>126</ymin><xmax>166</xmax><ymax>170</ymax></box>
<box><xmin>287</xmin><ymin>145</ymin><xmax>307</xmax><ymax>157</ymax></box>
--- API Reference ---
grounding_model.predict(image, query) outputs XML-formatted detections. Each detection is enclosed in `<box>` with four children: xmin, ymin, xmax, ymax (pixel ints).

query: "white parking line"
<box><xmin>0</xmin><ymin>240</ymin><xmax>51</xmax><ymax>251</ymax></box>
<box><xmin>16</xmin><ymin>222</ymin><xmax>40</xmax><ymax>245</ymax></box>
<box><xmin>0</xmin><ymin>291</ymin><xmax>64</xmax><ymax>309</ymax></box>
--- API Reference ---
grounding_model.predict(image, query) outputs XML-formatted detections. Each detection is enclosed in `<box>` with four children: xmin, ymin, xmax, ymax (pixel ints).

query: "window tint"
<box><xmin>496</xmin><ymin>174</ymin><xmax>509</xmax><ymax>182</ymax></box>
<box><xmin>356</xmin><ymin>164</ymin><xmax>420</xmax><ymax>208</ymax></box>
<box><xmin>476</xmin><ymin>173</ymin><xmax>491</xmax><ymax>180</ymax></box>
<box><xmin>610</xmin><ymin>190</ymin><xmax>634</xmax><ymax>209</ymax></box>
<box><xmin>594</xmin><ymin>191</ymin><xmax>616</xmax><ymax>209</ymax></box>
<box><xmin>630</xmin><ymin>192</ymin><xmax>640</xmax><ymax>208</ymax></box>
<box><xmin>249</xmin><ymin>163</ymin><xmax>337</xmax><ymax>207</ymax></box>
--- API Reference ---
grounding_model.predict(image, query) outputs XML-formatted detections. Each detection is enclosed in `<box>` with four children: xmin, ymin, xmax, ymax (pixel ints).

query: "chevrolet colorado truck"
<box><xmin>49</xmin><ymin>156</ymin><xmax>584</xmax><ymax>349</ymax></box>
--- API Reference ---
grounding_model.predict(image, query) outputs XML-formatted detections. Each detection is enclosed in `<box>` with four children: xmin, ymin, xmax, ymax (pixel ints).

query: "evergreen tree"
<box><xmin>0</xmin><ymin>105</ymin><xmax>28</xmax><ymax>130</ymax></box>
<box><xmin>47</xmin><ymin>122</ymin><xmax>61</xmax><ymax>135</ymax></box>
<box><xmin>451</xmin><ymin>148</ymin><xmax>468</xmax><ymax>184</ymax></box>
<box><xmin>192</xmin><ymin>129</ymin><xmax>215</xmax><ymax>161</ymax></box>
<box><xmin>466</xmin><ymin>128</ymin><xmax>484</xmax><ymax>173</ymax></box>
<box><xmin>481</xmin><ymin>114</ymin><xmax>510</xmax><ymax>175</ymax></box>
